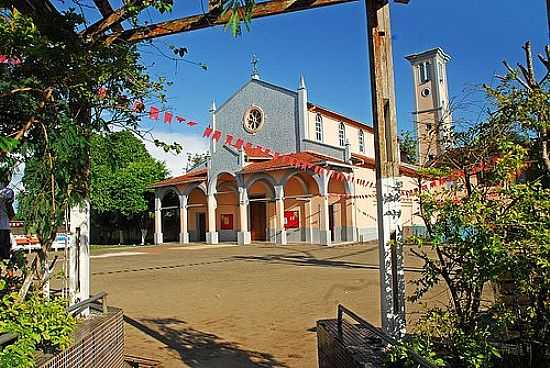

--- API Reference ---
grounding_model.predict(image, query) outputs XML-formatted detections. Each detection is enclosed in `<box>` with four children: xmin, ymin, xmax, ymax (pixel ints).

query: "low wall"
<box><xmin>317</xmin><ymin>319</ymin><xmax>388</xmax><ymax>368</ymax></box>
<box><xmin>37</xmin><ymin>308</ymin><xmax>124</xmax><ymax>368</ymax></box>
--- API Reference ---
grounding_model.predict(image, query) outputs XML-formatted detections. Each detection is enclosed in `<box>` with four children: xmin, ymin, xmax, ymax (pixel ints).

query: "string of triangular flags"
<box><xmin>98</xmin><ymin>88</ymin><xmax>445</xmax><ymax>194</ymax></box>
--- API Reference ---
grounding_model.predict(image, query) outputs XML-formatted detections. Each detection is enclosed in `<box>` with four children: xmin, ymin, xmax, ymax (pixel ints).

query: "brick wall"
<box><xmin>38</xmin><ymin>309</ymin><xmax>124</xmax><ymax>368</ymax></box>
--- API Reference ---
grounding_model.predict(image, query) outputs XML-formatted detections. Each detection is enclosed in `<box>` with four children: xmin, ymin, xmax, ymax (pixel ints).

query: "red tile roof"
<box><xmin>244</xmin><ymin>145</ymin><xmax>273</xmax><ymax>158</ymax></box>
<box><xmin>152</xmin><ymin>168</ymin><xmax>207</xmax><ymax>188</ymax></box>
<box><xmin>352</xmin><ymin>153</ymin><xmax>419</xmax><ymax>177</ymax></box>
<box><xmin>240</xmin><ymin>151</ymin><xmax>346</xmax><ymax>174</ymax></box>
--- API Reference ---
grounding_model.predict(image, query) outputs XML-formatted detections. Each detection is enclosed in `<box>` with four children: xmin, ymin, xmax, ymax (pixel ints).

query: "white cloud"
<box><xmin>142</xmin><ymin>132</ymin><xmax>208</xmax><ymax>176</ymax></box>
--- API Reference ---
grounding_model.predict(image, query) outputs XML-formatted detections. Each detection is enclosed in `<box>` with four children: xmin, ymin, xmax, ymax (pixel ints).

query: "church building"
<box><xmin>152</xmin><ymin>50</ymin><xmax>451</xmax><ymax>246</ymax></box>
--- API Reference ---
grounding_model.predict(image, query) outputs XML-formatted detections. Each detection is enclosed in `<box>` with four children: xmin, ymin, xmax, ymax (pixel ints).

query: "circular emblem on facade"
<box><xmin>421</xmin><ymin>88</ymin><xmax>431</xmax><ymax>97</ymax></box>
<box><xmin>243</xmin><ymin>105</ymin><xmax>264</xmax><ymax>134</ymax></box>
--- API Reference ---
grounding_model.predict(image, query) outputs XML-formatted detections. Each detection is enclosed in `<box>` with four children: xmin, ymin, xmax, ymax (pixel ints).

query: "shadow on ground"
<box><xmin>124</xmin><ymin>316</ymin><xmax>288</xmax><ymax>368</ymax></box>
<box><xmin>229</xmin><ymin>252</ymin><xmax>377</xmax><ymax>270</ymax></box>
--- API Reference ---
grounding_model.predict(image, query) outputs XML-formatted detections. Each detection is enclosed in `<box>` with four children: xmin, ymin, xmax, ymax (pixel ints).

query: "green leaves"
<box><xmin>407</xmin><ymin>43</ymin><xmax>550</xmax><ymax>367</ymax></box>
<box><xmin>0</xmin><ymin>136</ymin><xmax>19</xmax><ymax>153</ymax></box>
<box><xmin>90</xmin><ymin>131</ymin><xmax>167</xmax><ymax>217</ymax></box>
<box><xmin>222</xmin><ymin>0</ymin><xmax>256</xmax><ymax>37</ymax></box>
<box><xmin>0</xmin><ymin>293</ymin><xmax>76</xmax><ymax>367</ymax></box>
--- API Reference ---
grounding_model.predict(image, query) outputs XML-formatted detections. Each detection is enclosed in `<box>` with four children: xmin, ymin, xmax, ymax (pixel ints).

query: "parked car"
<box><xmin>11</xmin><ymin>233</ymin><xmax>72</xmax><ymax>252</ymax></box>
<box><xmin>51</xmin><ymin>233</ymin><xmax>72</xmax><ymax>250</ymax></box>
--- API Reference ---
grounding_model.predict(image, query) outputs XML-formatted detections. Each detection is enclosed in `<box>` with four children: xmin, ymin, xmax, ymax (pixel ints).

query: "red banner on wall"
<box><xmin>284</xmin><ymin>211</ymin><xmax>299</xmax><ymax>229</ymax></box>
<box><xmin>220</xmin><ymin>214</ymin><xmax>234</xmax><ymax>230</ymax></box>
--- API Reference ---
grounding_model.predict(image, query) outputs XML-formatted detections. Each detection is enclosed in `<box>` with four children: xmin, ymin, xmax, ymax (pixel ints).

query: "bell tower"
<box><xmin>405</xmin><ymin>48</ymin><xmax>452</xmax><ymax>165</ymax></box>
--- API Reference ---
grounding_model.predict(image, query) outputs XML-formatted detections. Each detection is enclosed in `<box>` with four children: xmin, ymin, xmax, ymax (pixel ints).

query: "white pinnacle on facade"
<box><xmin>299</xmin><ymin>74</ymin><xmax>306</xmax><ymax>90</ymax></box>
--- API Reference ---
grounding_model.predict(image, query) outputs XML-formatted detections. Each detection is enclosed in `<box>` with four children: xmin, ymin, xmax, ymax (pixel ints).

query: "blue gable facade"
<box><xmin>209</xmin><ymin>79</ymin><xmax>300</xmax><ymax>181</ymax></box>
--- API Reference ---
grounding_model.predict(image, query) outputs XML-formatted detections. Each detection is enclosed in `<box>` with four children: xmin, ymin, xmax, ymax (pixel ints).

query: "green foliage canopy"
<box><xmin>90</xmin><ymin>130</ymin><xmax>167</xmax><ymax>217</ymax></box>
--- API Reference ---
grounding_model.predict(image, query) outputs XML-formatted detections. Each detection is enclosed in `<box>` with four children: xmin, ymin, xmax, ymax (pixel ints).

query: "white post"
<box><xmin>79</xmin><ymin>200</ymin><xmax>90</xmax><ymax>316</ymax></box>
<box><xmin>154</xmin><ymin>193</ymin><xmax>163</xmax><ymax>245</ymax></box>
<box><xmin>68</xmin><ymin>202</ymin><xmax>90</xmax><ymax>315</ymax></box>
<box><xmin>237</xmin><ymin>187</ymin><xmax>251</xmax><ymax>245</ymax></box>
<box><xmin>274</xmin><ymin>185</ymin><xmax>287</xmax><ymax>245</ymax></box>
<box><xmin>68</xmin><ymin>232</ymin><xmax>78</xmax><ymax>305</ymax></box>
<box><xmin>179</xmin><ymin>194</ymin><xmax>189</xmax><ymax>244</ymax></box>
<box><xmin>206</xmin><ymin>194</ymin><xmax>218</xmax><ymax>244</ymax></box>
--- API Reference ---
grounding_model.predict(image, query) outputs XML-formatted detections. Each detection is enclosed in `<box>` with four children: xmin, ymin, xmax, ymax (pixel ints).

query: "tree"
<box><xmin>399</xmin><ymin>130</ymin><xmax>417</xmax><ymax>164</ymax></box>
<box><xmin>398</xmin><ymin>43</ymin><xmax>550</xmax><ymax>368</ymax></box>
<box><xmin>90</xmin><ymin>131</ymin><xmax>168</xmax><ymax>245</ymax></box>
<box><xmin>187</xmin><ymin>151</ymin><xmax>210</xmax><ymax>169</ymax></box>
<box><xmin>0</xmin><ymin>0</ymin><xmax>255</xmax><ymax>364</ymax></box>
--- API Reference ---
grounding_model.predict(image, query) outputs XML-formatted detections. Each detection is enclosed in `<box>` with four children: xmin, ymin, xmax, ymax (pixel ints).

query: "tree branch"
<box><xmin>82</xmin><ymin>0</ymin><xmax>144</xmax><ymax>40</ymax></box>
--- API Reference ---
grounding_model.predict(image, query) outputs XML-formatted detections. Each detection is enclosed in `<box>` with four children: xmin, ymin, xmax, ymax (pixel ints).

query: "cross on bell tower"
<box><xmin>251</xmin><ymin>54</ymin><xmax>260</xmax><ymax>80</ymax></box>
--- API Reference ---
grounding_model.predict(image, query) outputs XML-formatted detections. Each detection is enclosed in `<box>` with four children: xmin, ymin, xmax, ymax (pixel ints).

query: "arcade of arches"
<box><xmin>152</xmin><ymin>166</ymin><xmax>357</xmax><ymax>246</ymax></box>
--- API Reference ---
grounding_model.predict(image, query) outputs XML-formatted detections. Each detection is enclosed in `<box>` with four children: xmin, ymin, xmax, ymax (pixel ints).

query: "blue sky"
<box><xmin>59</xmin><ymin>0</ymin><xmax>550</xmax><ymax>175</ymax></box>
<box><xmin>135</xmin><ymin>0</ymin><xmax>547</xmax><ymax>173</ymax></box>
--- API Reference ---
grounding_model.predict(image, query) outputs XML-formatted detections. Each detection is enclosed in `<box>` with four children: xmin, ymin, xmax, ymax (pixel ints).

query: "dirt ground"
<box><xmin>89</xmin><ymin>242</ymin><xmax>443</xmax><ymax>368</ymax></box>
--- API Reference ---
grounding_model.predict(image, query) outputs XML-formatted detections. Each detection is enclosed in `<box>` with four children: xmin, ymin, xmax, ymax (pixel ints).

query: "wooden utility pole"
<box><xmin>365</xmin><ymin>0</ymin><xmax>406</xmax><ymax>337</ymax></box>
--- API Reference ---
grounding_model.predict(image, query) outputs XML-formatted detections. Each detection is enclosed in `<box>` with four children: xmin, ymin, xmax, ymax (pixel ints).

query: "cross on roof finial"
<box><xmin>251</xmin><ymin>54</ymin><xmax>260</xmax><ymax>80</ymax></box>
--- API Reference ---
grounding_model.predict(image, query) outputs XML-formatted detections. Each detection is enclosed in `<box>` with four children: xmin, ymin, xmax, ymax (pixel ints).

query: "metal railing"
<box><xmin>0</xmin><ymin>291</ymin><xmax>109</xmax><ymax>347</ymax></box>
<box><xmin>337</xmin><ymin>304</ymin><xmax>440</xmax><ymax>368</ymax></box>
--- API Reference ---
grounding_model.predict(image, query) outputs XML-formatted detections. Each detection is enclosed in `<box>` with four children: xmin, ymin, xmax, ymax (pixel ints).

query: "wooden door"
<box><xmin>197</xmin><ymin>213</ymin><xmax>206</xmax><ymax>242</ymax></box>
<box><xmin>250</xmin><ymin>202</ymin><xmax>266</xmax><ymax>241</ymax></box>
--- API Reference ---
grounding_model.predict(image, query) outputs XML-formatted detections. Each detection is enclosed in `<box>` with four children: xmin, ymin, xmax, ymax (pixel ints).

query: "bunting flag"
<box><xmin>233</xmin><ymin>138</ymin><xmax>244</xmax><ymax>150</ymax></box>
<box><xmin>164</xmin><ymin>111</ymin><xmax>173</xmax><ymax>124</ymax></box>
<box><xmin>149</xmin><ymin>106</ymin><xmax>160</xmax><ymax>120</ymax></box>
<box><xmin>211</xmin><ymin>130</ymin><xmax>222</xmax><ymax>142</ymax></box>
<box><xmin>97</xmin><ymin>87</ymin><xmax>108</xmax><ymax>99</ymax></box>
<box><xmin>0</xmin><ymin>55</ymin><xmax>21</xmax><ymax>65</ymax></box>
<box><xmin>120</xmin><ymin>98</ymin><xmax>400</xmax><ymax>194</ymax></box>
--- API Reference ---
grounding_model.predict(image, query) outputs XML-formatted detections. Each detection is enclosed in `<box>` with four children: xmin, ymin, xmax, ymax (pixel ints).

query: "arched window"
<box><xmin>358</xmin><ymin>129</ymin><xmax>365</xmax><ymax>153</ymax></box>
<box><xmin>338</xmin><ymin>122</ymin><xmax>346</xmax><ymax>147</ymax></box>
<box><xmin>315</xmin><ymin>113</ymin><xmax>323</xmax><ymax>142</ymax></box>
<box><xmin>419</xmin><ymin>62</ymin><xmax>432</xmax><ymax>82</ymax></box>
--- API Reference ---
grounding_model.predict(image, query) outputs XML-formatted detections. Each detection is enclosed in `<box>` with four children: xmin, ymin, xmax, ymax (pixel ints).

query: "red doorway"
<box><xmin>250</xmin><ymin>202</ymin><xmax>266</xmax><ymax>241</ymax></box>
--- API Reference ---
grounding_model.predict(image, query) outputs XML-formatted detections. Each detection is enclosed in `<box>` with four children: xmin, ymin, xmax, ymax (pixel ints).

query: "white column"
<box><xmin>304</xmin><ymin>200</ymin><xmax>313</xmax><ymax>243</ymax></box>
<box><xmin>274</xmin><ymin>185</ymin><xmax>287</xmax><ymax>245</ymax></box>
<box><xmin>179</xmin><ymin>194</ymin><xmax>189</xmax><ymax>244</ymax></box>
<box><xmin>351</xmin><ymin>194</ymin><xmax>358</xmax><ymax>242</ymax></box>
<box><xmin>318</xmin><ymin>172</ymin><xmax>332</xmax><ymax>246</ymax></box>
<box><xmin>237</xmin><ymin>187</ymin><xmax>251</xmax><ymax>245</ymax></box>
<box><xmin>348</xmin><ymin>181</ymin><xmax>358</xmax><ymax>242</ymax></box>
<box><xmin>206</xmin><ymin>193</ymin><xmax>218</xmax><ymax>244</ymax></box>
<box><xmin>154</xmin><ymin>193</ymin><xmax>163</xmax><ymax>245</ymax></box>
